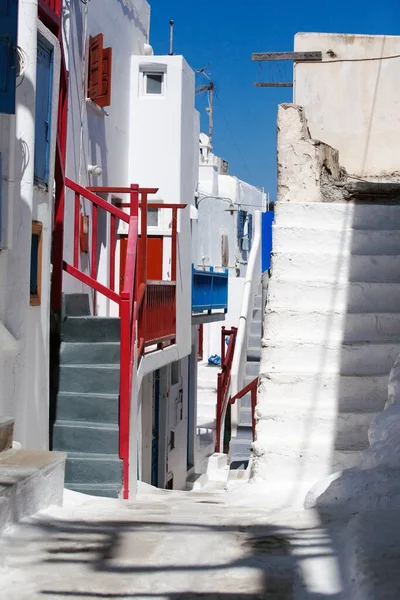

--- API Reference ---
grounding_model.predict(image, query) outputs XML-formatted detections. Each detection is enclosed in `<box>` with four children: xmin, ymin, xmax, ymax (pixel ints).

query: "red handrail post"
<box><xmin>216</xmin><ymin>372</ymin><xmax>222</xmax><ymax>451</ymax></box>
<box><xmin>109</xmin><ymin>214</ymin><xmax>116</xmax><ymax>292</ymax></box>
<box><xmin>119</xmin><ymin>295</ymin><xmax>131</xmax><ymax>499</ymax></box>
<box><xmin>91</xmin><ymin>204</ymin><xmax>98</xmax><ymax>315</ymax></box>
<box><xmin>171</xmin><ymin>208</ymin><xmax>177</xmax><ymax>282</ymax></box>
<box><xmin>221</xmin><ymin>326</ymin><xmax>226</xmax><ymax>366</ymax></box>
<box><xmin>251</xmin><ymin>384</ymin><xmax>257</xmax><ymax>440</ymax></box>
<box><xmin>73</xmin><ymin>192</ymin><xmax>80</xmax><ymax>268</ymax></box>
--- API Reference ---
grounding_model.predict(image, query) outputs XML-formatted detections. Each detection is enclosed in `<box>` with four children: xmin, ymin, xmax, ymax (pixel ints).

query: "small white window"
<box><xmin>145</xmin><ymin>72</ymin><xmax>164</xmax><ymax>95</ymax></box>
<box><xmin>147</xmin><ymin>207</ymin><xmax>159</xmax><ymax>227</ymax></box>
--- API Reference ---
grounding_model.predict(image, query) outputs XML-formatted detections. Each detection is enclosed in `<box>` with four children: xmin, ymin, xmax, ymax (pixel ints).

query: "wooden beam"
<box><xmin>252</xmin><ymin>51</ymin><xmax>322</xmax><ymax>62</ymax></box>
<box><xmin>254</xmin><ymin>82</ymin><xmax>293</xmax><ymax>88</ymax></box>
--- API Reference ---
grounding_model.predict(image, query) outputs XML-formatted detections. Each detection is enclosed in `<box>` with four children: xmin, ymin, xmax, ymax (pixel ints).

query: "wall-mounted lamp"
<box><xmin>196</xmin><ymin>193</ymin><xmax>239</xmax><ymax>215</ymax></box>
<box><xmin>88</xmin><ymin>164</ymin><xmax>102</xmax><ymax>177</ymax></box>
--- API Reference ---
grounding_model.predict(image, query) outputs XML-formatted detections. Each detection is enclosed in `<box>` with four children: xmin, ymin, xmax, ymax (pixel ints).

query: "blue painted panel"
<box><xmin>0</xmin><ymin>0</ymin><xmax>18</xmax><ymax>114</ymax></box>
<box><xmin>192</xmin><ymin>266</ymin><xmax>229</xmax><ymax>313</ymax></box>
<box><xmin>237</xmin><ymin>209</ymin><xmax>246</xmax><ymax>240</ymax></box>
<box><xmin>34</xmin><ymin>37</ymin><xmax>53</xmax><ymax>184</ymax></box>
<box><xmin>247</xmin><ymin>213</ymin><xmax>253</xmax><ymax>252</ymax></box>
<box><xmin>262</xmin><ymin>211</ymin><xmax>274</xmax><ymax>273</ymax></box>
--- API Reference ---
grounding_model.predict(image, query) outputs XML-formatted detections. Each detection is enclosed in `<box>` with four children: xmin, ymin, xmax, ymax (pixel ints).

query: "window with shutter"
<box><xmin>0</xmin><ymin>0</ymin><xmax>18</xmax><ymax>114</ymax></box>
<box><xmin>87</xmin><ymin>34</ymin><xmax>112</xmax><ymax>108</ymax></box>
<box><xmin>96</xmin><ymin>47</ymin><xmax>112</xmax><ymax>107</ymax></box>
<box><xmin>34</xmin><ymin>36</ymin><xmax>53</xmax><ymax>185</ymax></box>
<box><xmin>88</xmin><ymin>33</ymin><xmax>103</xmax><ymax>100</ymax></box>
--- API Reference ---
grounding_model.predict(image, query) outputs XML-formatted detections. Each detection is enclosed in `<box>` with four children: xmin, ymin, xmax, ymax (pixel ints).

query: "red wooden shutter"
<box><xmin>88</xmin><ymin>34</ymin><xmax>103</xmax><ymax>100</ymax></box>
<box><xmin>96</xmin><ymin>47</ymin><xmax>112</xmax><ymax>108</ymax></box>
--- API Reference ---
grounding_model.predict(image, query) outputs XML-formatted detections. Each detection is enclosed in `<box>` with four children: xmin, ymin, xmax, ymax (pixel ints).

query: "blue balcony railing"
<box><xmin>192</xmin><ymin>266</ymin><xmax>228</xmax><ymax>313</ymax></box>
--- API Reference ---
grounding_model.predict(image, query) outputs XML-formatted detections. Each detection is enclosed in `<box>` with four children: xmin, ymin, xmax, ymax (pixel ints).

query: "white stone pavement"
<box><xmin>0</xmin><ymin>482</ymin><xmax>351</xmax><ymax>600</ymax></box>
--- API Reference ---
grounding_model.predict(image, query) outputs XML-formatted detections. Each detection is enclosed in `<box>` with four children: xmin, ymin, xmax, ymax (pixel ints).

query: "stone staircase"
<box><xmin>51</xmin><ymin>294</ymin><xmax>123</xmax><ymax>498</ymax></box>
<box><xmin>229</xmin><ymin>289</ymin><xmax>263</xmax><ymax>470</ymax></box>
<box><xmin>253</xmin><ymin>202</ymin><xmax>400</xmax><ymax>496</ymax></box>
<box><xmin>0</xmin><ymin>417</ymin><xmax>65</xmax><ymax>537</ymax></box>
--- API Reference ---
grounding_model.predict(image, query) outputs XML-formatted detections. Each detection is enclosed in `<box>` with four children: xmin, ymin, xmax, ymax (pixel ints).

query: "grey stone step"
<box><xmin>65</xmin><ymin>482</ymin><xmax>122</xmax><ymax>498</ymax></box>
<box><xmin>59</xmin><ymin>364</ymin><xmax>119</xmax><ymax>394</ymax></box>
<box><xmin>236</xmin><ymin>424</ymin><xmax>253</xmax><ymax>441</ymax></box>
<box><xmin>245</xmin><ymin>361</ymin><xmax>261</xmax><ymax>377</ymax></box>
<box><xmin>251</xmin><ymin>308</ymin><xmax>263</xmax><ymax>322</ymax></box>
<box><xmin>264</xmin><ymin>309</ymin><xmax>400</xmax><ymax>344</ymax></box>
<box><xmin>268</xmin><ymin>281</ymin><xmax>400</xmax><ymax>314</ymax></box>
<box><xmin>250</xmin><ymin>320</ymin><xmax>262</xmax><ymax>336</ymax></box>
<box><xmin>253</xmin><ymin>294</ymin><xmax>262</xmax><ymax>309</ymax></box>
<box><xmin>65</xmin><ymin>452</ymin><xmax>122</xmax><ymax>484</ymax></box>
<box><xmin>239</xmin><ymin>406</ymin><xmax>252</xmax><ymax>427</ymax></box>
<box><xmin>0</xmin><ymin>450</ymin><xmax>66</xmax><ymax>537</ymax></box>
<box><xmin>0</xmin><ymin>417</ymin><xmax>14</xmax><ymax>453</ymax></box>
<box><xmin>60</xmin><ymin>342</ymin><xmax>120</xmax><ymax>365</ymax></box>
<box><xmin>261</xmin><ymin>341</ymin><xmax>400</xmax><ymax>376</ymax></box>
<box><xmin>274</xmin><ymin>202</ymin><xmax>400</xmax><ymax>230</ymax></box>
<box><xmin>248</xmin><ymin>333</ymin><xmax>261</xmax><ymax>348</ymax></box>
<box><xmin>62</xmin><ymin>316</ymin><xmax>120</xmax><ymax>343</ymax></box>
<box><xmin>247</xmin><ymin>346</ymin><xmax>261</xmax><ymax>362</ymax></box>
<box><xmin>55</xmin><ymin>392</ymin><xmax>119</xmax><ymax>424</ymax></box>
<box><xmin>257</xmin><ymin>372</ymin><xmax>387</xmax><ymax>414</ymax></box>
<box><xmin>63</xmin><ymin>293</ymin><xmax>91</xmax><ymax>317</ymax></box>
<box><xmin>272</xmin><ymin>252</ymin><xmax>400</xmax><ymax>284</ymax></box>
<box><xmin>274</xmin><ymin>226</ymin><xmax>400</xmax><ymax>255</ymax></box>
<box><xmin>52</xmin><ymin>420</ymin><xmax>119</xmax><ymax>455</ymax></box>
<box><xmin>229</xmin><ymin>438</ymin><xmax>253</xmax><ymax>461</ymax></box>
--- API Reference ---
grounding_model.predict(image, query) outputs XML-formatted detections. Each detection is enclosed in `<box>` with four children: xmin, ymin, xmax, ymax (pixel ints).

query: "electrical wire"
<box><xmin>317</xmin><ymin>53</ymin><xmax>400</xmax><ymax>64</ymax></box>
<box><xmin>213</xmin><ymin>91</ymin><xmax>255</xmax><ymax>182</ymax></box>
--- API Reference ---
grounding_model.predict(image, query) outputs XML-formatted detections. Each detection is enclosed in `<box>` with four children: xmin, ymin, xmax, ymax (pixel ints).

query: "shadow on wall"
<box><xmin>2</xmin><ymin>504</ymin><xmax>346</xmax><ymax>599</ymax></box>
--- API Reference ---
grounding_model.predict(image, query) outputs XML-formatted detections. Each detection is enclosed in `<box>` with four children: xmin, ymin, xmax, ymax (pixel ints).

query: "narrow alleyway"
<box><xmin>0</xmin><ymin>484</ymin><xmax>348</xmax><ymax>599</ymax></box>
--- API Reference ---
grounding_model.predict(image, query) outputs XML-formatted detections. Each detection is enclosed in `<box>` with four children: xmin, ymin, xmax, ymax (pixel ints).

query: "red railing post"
<box><xmin>171</xmin><ymin>208</ymin><xmax>177</xmax><ymax>282</ymax></box>
<box><xmin>221</xmin><ymin>326</ymin><xmax>226</xmax><ymax>366</ymax></box>
<box><xmin>119</xmin><ymin>296</ymin><xmax>131</xmax><ymax>499</ymax></box>
<box><xmin>91</xmin><ymin>204</ymin><xmax>98</xmax><ymax>315</ymax></box>
<box><xmin>73</xmin><ymin>192</ymin><xmax>80</xmax><ymax>268</ymax></box>
<box><xmin>251</xmin><ymin>384</ymin><xmax>257</xmax><ymax>440</ymax></box>
<box><xmin>109</xmin><ymin>214</ymin><xmax>116</xmax><ymax>292</ymax></box>
<box><xmin>216</xmin><ymin>372</ymin><xmax>222</xmax><ymax>451</ymax></box>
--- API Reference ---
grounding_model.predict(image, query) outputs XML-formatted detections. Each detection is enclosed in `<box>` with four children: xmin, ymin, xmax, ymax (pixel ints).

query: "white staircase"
<box><xmin>253</xmin><ymin>202</ymin><xmax>400</xmax><ymax>499</ymax></box>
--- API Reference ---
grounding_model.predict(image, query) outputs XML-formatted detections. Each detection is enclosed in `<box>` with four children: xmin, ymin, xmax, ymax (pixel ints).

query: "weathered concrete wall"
<box><xmin>294</xmin><ymin>32</ymin><xmax>400</xmax><ymax>177</ymax></box>
<box><xmin>277</xmin><ymin>104</ymin><xmax>344</xmax><ymax>203</ymax></box>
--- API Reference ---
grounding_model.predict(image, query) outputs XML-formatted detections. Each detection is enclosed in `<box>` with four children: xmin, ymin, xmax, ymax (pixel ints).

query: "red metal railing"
<box><xmin>215</xmin><ymin>327</ymin><xmax>237</xmax><ymax>452</ymax></box>
<box><xmin>62</xmin><ymin>180</ymin><xmax>186</xmax><ymax>498</ymax></box>
<box><xmin>146</xmin><ymin>282</ymin><xmax>176</xmax><ymax>346</ymax></box>
<box><xmin>230</xmin><ymin>377</ymin><xmax>258</xmax><ymax>440</ymax></box>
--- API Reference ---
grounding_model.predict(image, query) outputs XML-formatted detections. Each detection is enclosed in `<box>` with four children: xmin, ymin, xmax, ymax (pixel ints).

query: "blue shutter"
<box><xmin>247</xmin><ymin>213</ymin><xmax>253</xmax><ymax>252</ymax></box>
<box><xmin>237</xmin><ymin>210</ymin><xmax>246</xmax><ymax>239</ymax></box>
<box><xmin>0</xmin><ymin>0</ymin><xmax>19</xmax><ymax>114</ymax></box>
<box><xmin>34</xmin><ymin>37</ymin><xmax>53</xmax><ymax>184</ymax></box>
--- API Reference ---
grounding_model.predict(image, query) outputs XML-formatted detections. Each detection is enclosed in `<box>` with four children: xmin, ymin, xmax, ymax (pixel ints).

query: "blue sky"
<box><xmin>149</xmin><ymin>0</ymin><xmax>399</xmax><ymax>197</ymax></box>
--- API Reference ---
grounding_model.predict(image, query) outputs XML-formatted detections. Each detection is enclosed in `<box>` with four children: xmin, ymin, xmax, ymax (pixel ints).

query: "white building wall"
<box><xmin>0</xmin><ymin>4</ymin><xmax>60</xmax><ymax>450</ymax></box>
<box><xmin>294</xmin><ymin>32</ymin><xmax>400</xmax><ymax>177</ymax></box>
<box><xmin>63</xmin><ymin>0</ymin><xmax>150</xmax><ymax>315</ymax></box>
<box><xmin>197</xmin><ymin>153</ymin><xmax>264</xmax><ymax>359</ymax></box>
<box><xmin>130</xmin><ymin>54</ymin><xmax>197</xmax><ymax>362</ymax></box>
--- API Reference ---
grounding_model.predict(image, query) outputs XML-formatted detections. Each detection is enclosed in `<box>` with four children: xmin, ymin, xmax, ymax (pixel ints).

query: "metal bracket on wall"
<box><xmin>252</xmin><ymin>51</ymin><xmax>322</xmax><ymax>88</ymax></box>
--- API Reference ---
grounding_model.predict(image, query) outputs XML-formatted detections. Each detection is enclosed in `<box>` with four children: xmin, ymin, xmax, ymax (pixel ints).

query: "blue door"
<box><xmin>0</xmin><ymin>0</ymin><xmax>19</xmax><ymax>114</ymax></box>
<box><xmin>34</xmin><ymin>37</ymin><xmax>53</xmax><ymax>184</ymax></box>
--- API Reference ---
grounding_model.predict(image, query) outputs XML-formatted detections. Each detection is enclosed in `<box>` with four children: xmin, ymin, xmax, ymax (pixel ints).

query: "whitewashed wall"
<box><xmin>294</xmin><ymin>32</ymin><xmax>400</xmax><ymax>177</ymax></box>
<box><xmin>63</xmin><ymin>0</ymin><xmax>150</xmax><ymax>316</ymax></box>
<box><xmin>0</xmin><ymin>5</ymin><xmax>60</xmax><ymax>450</ymax></box>
<box><xmin>130</xmin><ymin>54</ymin><xmax>198</xmax><ymax>362</ymax></box>
<box><xmin>198</xmin><ymin>161</ymin><xmax>264</xmax><ymax>358</ymax></box>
